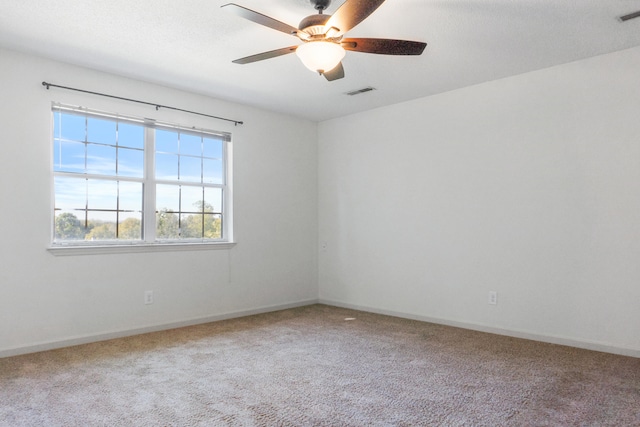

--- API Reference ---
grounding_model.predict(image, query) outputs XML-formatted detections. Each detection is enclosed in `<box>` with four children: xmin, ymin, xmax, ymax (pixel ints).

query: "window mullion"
<box><xmin>143</xmin><ymin>126</ymin><xmax>156</xmax><ymax>242</ymax></box>
<box><xmin>54</xmin><ymin>171</ymin><xmax>142</xmax><ymax>183</ymax></box>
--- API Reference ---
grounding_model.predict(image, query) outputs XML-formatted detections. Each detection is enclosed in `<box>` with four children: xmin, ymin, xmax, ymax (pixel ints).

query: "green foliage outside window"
<box><xmin>56</xmin><ymin>202</ymin><xmax>220</xmax><ymax>241</ymax></box>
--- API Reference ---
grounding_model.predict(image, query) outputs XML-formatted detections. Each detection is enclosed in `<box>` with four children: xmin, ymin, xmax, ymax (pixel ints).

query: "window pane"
<box><xmin>117</xmin><ymin>147</ymin><xmax>144</xmax><ymax>177</ymax></box>
<box><xmin>118</xmin><ymin>122</ymin><xmax>144</xmax><ymax>149</ymax></box>
<box><xmin>87</xmin><ymin>117</ymin><xmax>116</xmax><ymax>145</ymax></box>
<box><xmin>180</xmin><ymin>133</ymin><xmax>201</xmax><ymax>156</ymax></box>
<box><xmin>156</xmin><ymin>210</ymin><xmax>179</xmax><ymax>239</ymax></box>
<box><xmin>156</xmin><ymin>184</ymin><xmax>180</xmax><ymax>212</ymax></box>
<box><xmin>181</xmin><ymin>186</ymin><xmax>203</xmax><ymax>213</ymax></box>
<box><xmin>54</xmin><ymin>139</ymin><xmax>85</xmax><ymax>173</ymax></box>
<box><xmin>181</xmin><ymin>213</ymin><xmax>202</xmax><ymax>238</ymax></box>
<box><xmin>87</xmin><ymin>144</ymin><xmax>116</xmax><ymax>175</ymax></box>
<box><xmin>203</xmin><ymin>158</ymin><xmax>223</xmax><ymax>184</ymax></box>
<box><xmin>203</xmin><ymin>137</ymin><xmax>223</xmax><ymax>159</ymax></box>
<box><xmin>118</xmin><ymin>214</ymin><xmax>142</xmax><ymax>240</ymax></box>
<box><xmin>53</xmin><ymin>106</ymin><xmax>230</xmax><ymax>245</ymax></box>
<box><xmin>204</xmin><ymin>187</ymin><xmax>222</xmax><ymax>213</ymax></box>
<box><xmin>156</xmin><ymin>129</ymin><xmax>178</xmax><ymax>153</ymax></box>
<box><xmin>204</xmin><ymin>213</ymin><xmax>222</xmax><ymax>239</ymax></box>
<box><xmin>156</xmin><ymin>152</ymin><xmax>179</xmax><ymax>180</ymax></box>
<box><xmin>60</xmin><ymin>113</ymin><xmax>85</xmax><ymax>141</ymax></box>
<box><xmin>55</xmin><ymin>210</ymin><xmax>89</xmax><ymax>241</ymax></box>
<box><xmin>87</xmin><ymin>179</ymin><xmax>118</xmax><ymax>210</ymax></box>
<box><xmin>54</xmin><ymin>176</ymin><xmax>86</xmax><ymax>210</ymax></box>
<box><xmin>180</xmin><ymin>156</ymin><xmax>202</xmax><ymax>183</ymax></box>
<box><xmin>86</xmin><ymin>212</ymin><xmax>117</xmax><ymax>240</ymax></box>
<box><xmin>119</xmin><ymin>181</ymin><xmax>143</xmax><ymax>212</ymax></box>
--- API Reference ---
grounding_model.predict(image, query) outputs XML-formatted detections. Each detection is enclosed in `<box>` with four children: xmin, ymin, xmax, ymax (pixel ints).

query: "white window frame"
<box><xmin>48</xmin><ymin>104</ymin><xmax>234</xmax><ymax>255</ymax></box>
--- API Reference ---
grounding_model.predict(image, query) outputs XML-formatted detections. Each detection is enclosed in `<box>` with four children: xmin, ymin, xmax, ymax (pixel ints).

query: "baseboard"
<box><xmin>0</xmin><ymin>299</ymin><xmax>320</xmax><ymax>358</ymax></box>
<box><xmin>319</xmin><ymin>299</ymin><xmax>640</xmax><ymax>359</ymax></box>
<box><xmin>6</xmin><ymin>298</ymin><xmax>637</xmax><ymax>359</ymax></box>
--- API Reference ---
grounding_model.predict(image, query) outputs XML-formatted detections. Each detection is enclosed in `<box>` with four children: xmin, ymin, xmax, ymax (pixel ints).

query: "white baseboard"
<box><xmin>0</xmin><ymin>299</ymin><xmax>319</xmax><ymax>358</ymax></box>
<box><xmin>319</xmin><ymin>299</ymin><xmax>640</xmax><ymax>359</ymax></box>
<box><xmin>5</xmin><ymin>298</ymin><xmax>637</xmax><ymax>359</ymax></box>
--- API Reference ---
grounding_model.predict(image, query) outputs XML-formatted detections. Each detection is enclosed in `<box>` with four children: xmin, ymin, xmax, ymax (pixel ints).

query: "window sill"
<box><xmin>47</xmin><ymin>241</ymin><xmax>236</xmax><ymax>256</ymax></box>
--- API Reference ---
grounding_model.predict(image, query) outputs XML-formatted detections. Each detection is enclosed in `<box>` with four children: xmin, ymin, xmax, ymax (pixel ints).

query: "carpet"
<box><xmin>1</xmin><ymin>304</ymin><xmax>639</xmax><ymax>426</ymax></box>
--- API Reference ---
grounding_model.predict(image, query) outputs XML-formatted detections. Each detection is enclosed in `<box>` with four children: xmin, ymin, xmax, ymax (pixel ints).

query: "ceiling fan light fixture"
<box><xmin>296</xmin><ymin>41</ymin><xmax>345</xmax><ymax>74</ymax></box>
<box><xmin>223</xmin><ymin>0</ymin><xmax>427</xmax><ymax>81</ymax></box>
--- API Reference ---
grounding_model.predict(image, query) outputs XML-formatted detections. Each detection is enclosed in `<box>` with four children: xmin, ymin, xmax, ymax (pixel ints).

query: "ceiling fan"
<box><xmin>222</xmin><ymin>0</ymin><xmax>427</xmax><ymax>81</ymax></box>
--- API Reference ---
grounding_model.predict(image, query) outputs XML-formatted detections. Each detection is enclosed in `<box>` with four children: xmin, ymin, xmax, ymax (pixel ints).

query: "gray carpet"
<box><xmin>1</xmin><ymin>304</ymin><xmax>639</xmax><ymax>426</ymax></box>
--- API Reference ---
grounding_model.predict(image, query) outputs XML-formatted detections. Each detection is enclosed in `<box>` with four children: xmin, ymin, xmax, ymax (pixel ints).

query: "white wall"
<box><xmin>3</xmin><ymin>44</ymin><xmax>640</xmax><ymax>358</ymax></box>
<box><xmin>318</xmin><ymin>46</ymin><xmax>640</xmax><ymax>356</ymax></box>
<box><xmin>0</xmin><ymin>48</ymin><xmax>318</xmax><ymax>356</ymax></box>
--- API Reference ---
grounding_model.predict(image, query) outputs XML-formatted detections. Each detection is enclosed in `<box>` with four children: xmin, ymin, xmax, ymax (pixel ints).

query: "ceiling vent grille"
<box><xmin>346</xmin><ymin>87</ymin><xmax>376</xmax><ymax>96</ymax></box>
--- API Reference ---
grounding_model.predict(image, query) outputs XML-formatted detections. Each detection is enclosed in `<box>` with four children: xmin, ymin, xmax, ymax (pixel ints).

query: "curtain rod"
<box><xmin>42</xmin><ymin>81</ymin><xmax>243</xmax><ymax>126</ymax></box>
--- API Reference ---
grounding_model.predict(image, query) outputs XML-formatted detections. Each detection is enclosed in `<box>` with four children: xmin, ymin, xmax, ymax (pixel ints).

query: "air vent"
<box><xmin>619</xmin><ymin>10</ymin><xmax>640</xmax><ymax>22</ymax></box>
<box><xmin>345</xmin><ymin>87</ymin><xmax>376</xmax><ymax>96</ymax></box>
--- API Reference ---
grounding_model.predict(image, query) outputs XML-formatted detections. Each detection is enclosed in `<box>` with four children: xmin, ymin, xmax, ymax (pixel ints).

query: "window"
<box><xmin>51</xmin><ymin>104</ymin><xmax>232</xmax><ymax>249</ymax></box>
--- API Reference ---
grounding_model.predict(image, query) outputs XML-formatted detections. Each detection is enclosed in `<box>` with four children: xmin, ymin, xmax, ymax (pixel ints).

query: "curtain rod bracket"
<box><xmin>41</xmin><ymin>81</ymin><xmax>243</xmax><ymax>126</ymax></box>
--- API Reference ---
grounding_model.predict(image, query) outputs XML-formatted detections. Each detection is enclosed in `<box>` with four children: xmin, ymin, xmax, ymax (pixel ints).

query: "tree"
<box><xmin>55</xmin><ymin>212</ymin><xmax>86</xmax><ymax>240</ymax></box>
<box><xmin>182</xmin><ymin>201</ymin><xmax>221</xmax><ymax>239</ymax></box>
<box><xmin>118</xmin><ymin>217</ymin><xmax>142</xmax><ymax>240</ymax></box>
<box><xmin>156</xmin><ymin>208</ymin><xmax>179</xmax><ymax>239</ymax></box>
<box><xmin>86</xmin><ymin>222</ymin><xmax>116</xmax><ymax>240</ymax></box>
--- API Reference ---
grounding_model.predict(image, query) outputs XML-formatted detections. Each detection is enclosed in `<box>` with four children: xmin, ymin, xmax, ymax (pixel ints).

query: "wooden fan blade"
<box><xmin>341</xmin><ymin>38</ymin><xmax>427</xmax><ymax>55</ymax></box>
<box><xmin>222</xmin><ymin>3</ymin><xmax>299</xmax><ymax>36</ymax></box>
<box><xmin>325</xmin><ymin>0</ymin><xmax>386</xmax><ymax>36</ymax></box>
<box><xmin>323</xmin><ymin>62</ymin><xmax>345</xmax><ymax>81</ymax></box>
<box><xmin>232</xmin><ymin>46</ymin><xmax>298</xmax><ymax>64</ymax></box>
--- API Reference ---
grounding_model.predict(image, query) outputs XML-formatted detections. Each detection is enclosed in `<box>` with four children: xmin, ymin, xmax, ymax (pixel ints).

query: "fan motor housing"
<box><xmin>298</xmin><ymin>14</ymin><xmax>331</xmax><ymax>38</ymax></box>
<box><xmin>299</xmin><ymin>13</ymin><xmax>330</xmax><ymax>33</ymax></box>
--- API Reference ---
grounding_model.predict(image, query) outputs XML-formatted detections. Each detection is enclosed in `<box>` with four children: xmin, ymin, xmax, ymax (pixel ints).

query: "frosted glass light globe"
<box><xmin>296</xmin><ymin>41</ymin><xmax>346</xmax><ymax>74</ymax></box>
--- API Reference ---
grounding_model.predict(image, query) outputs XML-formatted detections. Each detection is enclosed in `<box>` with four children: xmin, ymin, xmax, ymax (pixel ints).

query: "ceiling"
<box><xmin>1</xmin><ymin>0</ymin><xmax>640</xmax><ymax>122</ymax></box>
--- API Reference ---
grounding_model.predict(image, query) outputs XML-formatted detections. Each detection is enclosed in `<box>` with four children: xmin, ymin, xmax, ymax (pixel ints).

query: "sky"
<box><xmin>53</xmin><ymin>111</ymin><xmax>225</xmax><ymax>226</ymax></box>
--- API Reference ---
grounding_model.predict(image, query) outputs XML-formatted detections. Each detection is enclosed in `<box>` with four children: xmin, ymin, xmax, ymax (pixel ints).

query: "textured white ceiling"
<box><xmin>1</xmin><ymin>0</ymin><xmax>640</xmax><ymax>121</ymax></box>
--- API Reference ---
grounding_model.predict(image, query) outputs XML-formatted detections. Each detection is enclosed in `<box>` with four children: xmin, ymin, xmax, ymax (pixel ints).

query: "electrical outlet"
<box><xmin>144</xmin><ymin>290</ymin><xmax>154</xmax><ymax>305</ymax></box>
<box><xmin>488</xmin><ymin>291</ymin><xmax>497</xmax><ymax>305</ymax></box>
